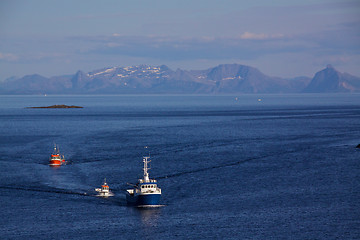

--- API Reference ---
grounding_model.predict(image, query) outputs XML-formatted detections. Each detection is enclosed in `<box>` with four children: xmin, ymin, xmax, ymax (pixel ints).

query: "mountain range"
<box><xmin>1</xmin><ymin>64</ymin><xmax>359</xmax><ymax>94</ymax></box>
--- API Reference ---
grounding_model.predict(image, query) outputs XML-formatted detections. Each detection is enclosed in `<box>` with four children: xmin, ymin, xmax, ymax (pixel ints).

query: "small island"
<box><xmin>26</xmin><ymin>104</ymin><xmax>83</xmax><ymax>109</ymax></box>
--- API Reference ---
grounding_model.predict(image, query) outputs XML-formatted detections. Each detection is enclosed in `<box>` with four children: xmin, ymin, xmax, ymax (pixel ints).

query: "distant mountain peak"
<box><xmin>304</xmin><ymin>65</ymin><xmax>360</xmax><ymax>93</ymax></box>
<box><xmin>326</xmin><ymin>64</ymin><xmax>334</xmax><ymax>69</ymax></box>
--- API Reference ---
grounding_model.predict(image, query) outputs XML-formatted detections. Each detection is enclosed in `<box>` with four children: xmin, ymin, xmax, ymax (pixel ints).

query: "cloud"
<box><xmin>238</xmin><ymin>32</ymin><xmax>284</xmax><ymax>40</ymax></box>
<box><xmin>0</xmin><ymin>52</ymin><xmax>18</xmax><ymax>61</ymax></box>
<box><xmin>68</xmin><ymin>27</ymin><xmax>357</xmax><ymax>74</ymax></box>
<box><xmin>75</xmin><ymin>33</ymin><xmax>304</xmax><ymax>63</ymax></box>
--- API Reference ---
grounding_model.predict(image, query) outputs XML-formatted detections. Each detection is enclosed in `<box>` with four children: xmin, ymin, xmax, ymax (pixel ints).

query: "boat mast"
<box><xmin>143</xmin><ymin>156</ymin><xmax>151</xmax><ymax>182</ymax></box>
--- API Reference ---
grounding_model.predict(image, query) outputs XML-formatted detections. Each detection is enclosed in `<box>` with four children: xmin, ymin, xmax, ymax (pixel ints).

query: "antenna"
<box><xmin>143</xmin><ymin>156</ymin><xmax>150</xmax><ymax>182</ymax></box>
<box><xmin>144</xmin><ymin>145</ymin><xmax>150</xmax><ymax>157</ymax></box>
<box><xmin>143</xmin><ymin>146</ymin><xmax>152</xmax><ymax>182</ymax></box>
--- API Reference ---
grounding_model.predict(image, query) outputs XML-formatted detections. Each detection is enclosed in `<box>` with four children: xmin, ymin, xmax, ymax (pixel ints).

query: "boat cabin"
<box><xmin>140</xmin><ymin>183</ymin><xmax>157</xmax><ymax>191</ymax></box>
<box><xmin>101</xmin><ymin>184</ymin><xmax>109</xmax><ymax>191</ymax></box>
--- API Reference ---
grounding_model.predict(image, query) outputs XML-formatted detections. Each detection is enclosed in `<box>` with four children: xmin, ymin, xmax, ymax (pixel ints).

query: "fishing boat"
<box><xmin>49</xmin><ymin>144</ymin><xmax>65</xmax><ymax>166</ymax></box>
<box><xmin>95</xmin><ymin>179</ymin><xmax>114</xmax><ymax>197</ymax></box>
<box><xmin>126</xmin><ymin>156</ymin><xmax>161</xmax><ymax>206</ymax></box>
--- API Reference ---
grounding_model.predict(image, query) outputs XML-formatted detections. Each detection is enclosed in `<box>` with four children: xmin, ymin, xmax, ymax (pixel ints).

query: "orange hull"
<box><xmin>49</xmin><ymin>155</ymin><xmax>63</xmax><ymax>166</ymax></box>
<box><xmin>49</xmin><ymin>159</ymin><xmax>62</xmax><ymax>165</ymax></box>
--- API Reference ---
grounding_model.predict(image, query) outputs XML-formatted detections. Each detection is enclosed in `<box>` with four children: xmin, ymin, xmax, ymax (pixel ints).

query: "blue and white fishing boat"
<box><xmin>126</xmin><ymin>156</ymin><xmax>161</xmax><ymax>206</ymax></box>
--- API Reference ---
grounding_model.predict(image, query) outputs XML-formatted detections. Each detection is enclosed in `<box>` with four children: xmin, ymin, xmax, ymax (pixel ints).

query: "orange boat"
<box><xmin>49</xmin><ymin>145</ymin><xmax>65</xmax><ymax>166</ymax></box>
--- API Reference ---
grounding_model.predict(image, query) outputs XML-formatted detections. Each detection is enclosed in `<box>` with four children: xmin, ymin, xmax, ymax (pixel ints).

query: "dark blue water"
<box><xmin>0</xmin><ymin>94</ymin><xmax>359</xmax><ymax>239</ymax></box>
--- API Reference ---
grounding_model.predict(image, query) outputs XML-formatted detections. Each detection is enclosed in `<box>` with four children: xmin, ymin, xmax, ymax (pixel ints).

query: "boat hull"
<box><xmin>49</xmin><ymin>160</ymin><xmax>62</xmax><ymax>166</ymax></box>
<box><xmin>96</xmin><ymin>192</ymin><xmax>114</xmax><ymax>197</ymax></box>
<box><xmin>126</xmin><ymin>193</ymin><xmax>161</xmax><ymax>206</ymax></box>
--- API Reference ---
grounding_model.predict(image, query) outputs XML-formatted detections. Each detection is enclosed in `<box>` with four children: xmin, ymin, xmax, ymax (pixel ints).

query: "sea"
<box><xmin>0</xmin><ymin>94</ymin><xmax>359</xmax><ymax>239</ymax></box>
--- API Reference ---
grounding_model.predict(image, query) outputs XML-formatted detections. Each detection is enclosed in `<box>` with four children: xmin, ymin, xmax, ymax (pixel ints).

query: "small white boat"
<box><xmin>95</xmin><ymin>179</ymin><xmax>114</xmax><ymax>197</ymax></box>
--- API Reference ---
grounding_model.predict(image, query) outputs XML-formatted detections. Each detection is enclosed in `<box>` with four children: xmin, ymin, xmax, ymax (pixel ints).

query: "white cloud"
<box><xmin>0</xmin><ymin>52</ymin><xmax>18</xmax><ymax>61</ymax></box>
<box><xmin>239</xmin><ymin>32</ymin><xmax>284</xmax><ymax>40</ymax></box>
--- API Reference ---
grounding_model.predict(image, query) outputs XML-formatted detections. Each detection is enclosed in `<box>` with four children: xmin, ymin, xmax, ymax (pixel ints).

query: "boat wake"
<box><xmin>136</xmin><ymin>204</ymin><xmax>166</xmax><ymax>208</ymax></box>
<box><xmin>0</xmin><ymin>185</ymin><xmax>89</xmax><ymax>196</ymax></box>
<box><xmin>157</xmin><ymin>149</ymin><xmax>299</xmax><ymax>180</ymax></box>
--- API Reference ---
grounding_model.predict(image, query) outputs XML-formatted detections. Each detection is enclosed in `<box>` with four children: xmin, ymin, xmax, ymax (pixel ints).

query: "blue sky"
<box><xmin>0</xmin><ymin>0</ymin><xmax>359</xmax><ymax>80</ymax></box>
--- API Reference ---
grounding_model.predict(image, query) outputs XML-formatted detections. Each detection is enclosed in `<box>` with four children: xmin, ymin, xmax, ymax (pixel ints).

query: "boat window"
<box><xmin>141</xmin><ymin>186</ymin><xmax>144</xmax><ymax>188</ymax></box>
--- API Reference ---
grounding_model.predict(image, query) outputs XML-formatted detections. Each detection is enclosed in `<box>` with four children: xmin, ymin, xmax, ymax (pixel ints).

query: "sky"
<box><xmin>0</xmin><ymin>0</ymin><xmax>359</xmax><ymax>81</ymax></box>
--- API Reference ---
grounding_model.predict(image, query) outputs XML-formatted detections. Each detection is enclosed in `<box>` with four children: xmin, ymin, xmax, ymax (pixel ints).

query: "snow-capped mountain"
<box><xmin>1</xmin><ymin>64</ymin><xmax>359</xmax><ymax>94</ymax></box>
